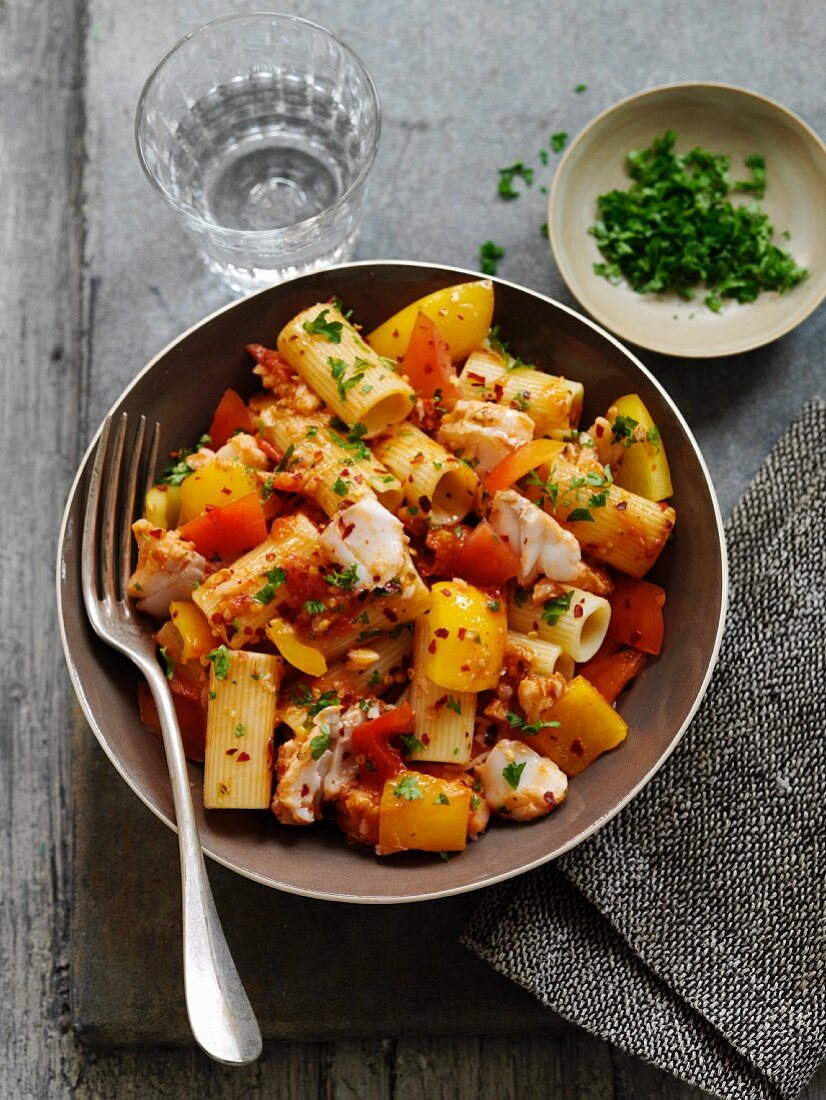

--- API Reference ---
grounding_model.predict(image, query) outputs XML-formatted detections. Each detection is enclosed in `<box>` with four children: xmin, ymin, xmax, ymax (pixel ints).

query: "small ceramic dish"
<box><xmin>57</xmin><ymin>261</ymin><xmax>726</xmax><ymax>903</ymax></box>
<box><xmin>548</xmin><ymin>82</ymin><xmax>826</xmax><ymax>357</ymax></box>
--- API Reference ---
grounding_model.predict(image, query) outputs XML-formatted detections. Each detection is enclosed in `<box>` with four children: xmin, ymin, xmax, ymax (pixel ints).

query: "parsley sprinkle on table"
<box><xmin>498</xmin><ymin>160</ymin><xmax>534</xmax><ymax>199</ymax></box>
<box><xmin>590</xmin><ymin>130</ymin><xmax>807</xmax><ymax>311</ymax></box>
<box><xmin>574</xmin><ymin>83</ymin><xmax>587</xmax><ymax>93</ymax></box>
<box><xmin>550</xmin><ymin>131</ymin><xmax>568</xmax><ymax>153</ymax></box>
<box><xmin>479</xmin><ymin>240</ymin><xmax>505</xmax><ymax>275</ymax></box>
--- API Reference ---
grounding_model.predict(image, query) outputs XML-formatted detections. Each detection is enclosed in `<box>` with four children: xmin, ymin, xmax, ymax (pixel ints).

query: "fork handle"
<box><xmin>148</xmin><ymin>669</ymin><xmax>263</xmax><ymax>1064</ymax></box>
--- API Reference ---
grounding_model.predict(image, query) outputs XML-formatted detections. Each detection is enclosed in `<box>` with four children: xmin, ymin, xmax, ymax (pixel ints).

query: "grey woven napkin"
<box><xmin>463</xmin><ymin>399</ymin><xmax>826</xmax><ymax>1100</ymax></box>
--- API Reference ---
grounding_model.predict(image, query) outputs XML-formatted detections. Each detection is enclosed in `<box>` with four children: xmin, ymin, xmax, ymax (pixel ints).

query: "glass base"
<box><xmin>199</xmin><ymin>231</ymin><xmax>361</xmax><ymax>295</ymax></box>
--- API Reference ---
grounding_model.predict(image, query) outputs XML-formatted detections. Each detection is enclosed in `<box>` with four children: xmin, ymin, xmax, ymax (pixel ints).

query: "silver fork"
<box><xmin>82</xmin><ymin>412</ymin><xmax>262</xmax><ymax>1065</ymax></box>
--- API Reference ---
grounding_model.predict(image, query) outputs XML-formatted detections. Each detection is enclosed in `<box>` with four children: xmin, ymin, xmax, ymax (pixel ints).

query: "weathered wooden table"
<box><xmin>4</xmin><ymin>0</ymin><xmax>825</xmax><ymax>1095</ymax></box>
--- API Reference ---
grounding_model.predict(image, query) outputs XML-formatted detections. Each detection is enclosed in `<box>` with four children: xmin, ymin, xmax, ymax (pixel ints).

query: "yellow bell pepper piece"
<box><xmin>528</xmin><ymin>675</ymin><xmax>628</xmax><ymax>777</ymax></box>
<box><xmin>265</xmin><ymin>618</ymin><xmax>328</xmax><ymax>677</ymax></box>
<box><xmin>169</xmin><ymin>601</ymin><xmax>216</xmax><ymax>661</ymax></box>
<box><xmin>367</xmin><ymin>279</ymin><xmax>494</xmax><ymax>362</ymax></box>
<box><xmin>379</xmin><ymin>772</ymin><xmax>470</xmax><ymax>852</ymax></box>
<box><xmin>421</xmin><ymin>579</ymin><xmax>507</xmax><ymax>692</ymax></box>
<box><xmin>144</xmin><ymin>484</ymin><xmax>181</xmax><ymax>530</ymax></box>
<box><xmin>178</xmin><ymin>459</ymin><xmax>259</xmax><ymax>524</ymax></box>
<box><xmin>608</xmin><ymin>394</ymin><xmax>673</xmax><ymax>502</ymax></box>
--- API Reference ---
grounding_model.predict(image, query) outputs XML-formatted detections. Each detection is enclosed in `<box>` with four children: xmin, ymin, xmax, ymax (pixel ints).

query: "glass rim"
<box><xmin>134</xmin><ymin>11</ymin><xmax>382</xmax><ymax>239</ymax></box>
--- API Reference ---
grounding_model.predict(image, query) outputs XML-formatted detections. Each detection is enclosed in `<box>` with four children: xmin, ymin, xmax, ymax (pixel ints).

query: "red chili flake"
<box><xmin>543</xmin><ymin>791</ymin><xmax>557</xmax><ymax>808</ymax></box>
<box><xmin>664</xmin><ymin>518</ymin><xmax>674</xmax><ymax>530</ymax></box>
<box><xmin>460</xmin><ymin>663</ymin><xmax>470</xmax><ymax>672</ymax></box>
<box><xmin>630</xmin><ymin>628</ymin><xmax>643</xmax><ymax>644</ymax></box>
<box><xmin>383</xmin><ymin>609</ymin><xmax>399</xmax><ymax>623</ymax></box>
<box><xmin>424</xmin><ymin>364</ymin><xmax>433</xmax><ymax>375</ymax></box>
<box><xmin>422</xmin><ymin>733</ymin><xmax>431</xmax><ymax>745</ymax></box>
<box><xmin>225</xmin><ymin>748</ymin><xmax>238</xmax><ymax>756</ymax></box>
<box><xmin>493</xmin><ymin>382</ymin><xmax>505</xmax><ymax>402</ymax></box>
<box><xmin>466</xmin><ymin>371</ymin><xmax>486</xmax><ymax>385</ymax></box>
<box><xmin>210</xmin><ymin>613</ymin><xmax>223</xmax><ymax>625</ymax></box>
<box><xmin>570</xmin><ymin>739</ymin><xmax>584</xmax><ymax>757</ymax></box>
<box><xmin>624</xmin><ymin>597</ymin><xmax>631</xmax><ymax>610</ymax></box>
<box><xmin>418</xmin><ymin>496</ymin><xmax>432</xmax><ymax>513</ymax></box>
<box><xmin>457</xmin><ymin>627</ymin><xmax>467</xmax><ymax>640</ymax></box>
<box><xmin>407</xmin><ymin>474</ymin><xmax>415</xmax><ymax>484</ymax></box>
<box><xmin>340</xmin><ymin>522</ymin><xmax>355</xmax><ymax>539</ymax></box>
<box><xmin>220</xmin><ymin>487</ymin><xmax>232</xmax><ymax>495</ymax></box>
<box><xmin>616</xmin><ymin>501</ymin><xmax>628</xmax><ymax>512</ymax></box>
<box><xmin>574</xmin><ymin>603</ymin><xmax>584</xmax><ymax>619</ymax></box>
<box><xmin>658</xmin><ymin>501</ymin><xmax>670</xmax><ymax>510</ymax></box>
<box><xmin>434</xmin><ymin>627</ymin><xmax>449</xmax><ymax>639</ymax></box>
<box><xmin>428</xmin><ymin>639</ymin><xmax>437</xmax><ymax>654</ymax></box>
<box><xmin>149</xmin><ymin>528</ymin><xmax>163</xmax><ymax>539</ymax></box>
<box><xmin>434</xmin><ymin>695</ymin><xmax>448</xmax><ymax>709</ymax></box>
<box><xmin>392</xmin><ymin>328</ymin><xmax>399</xmax><ymax>339</ymax></box>
<box><xmin>440</xmin><ymin>588</ymin><xmax>452</xmax><ymax>597</ymax></box>
<box><xmin>204</xmin><ymin>504</ymin><xmax>217</xmax><ymax>513</ymax></box>
<box><xmin>237</xmin><ymin>752</ymin><xmax>251</xmax><ymax>762</ymax></box>
<box><xmin>411</xmin><ymin>452</ymin><xmax>425</xmax><ymax>464</ymax></box>
<box><xmin>595</xmin><ymin>424</ymin><xmax>604</xmax><ymax>438</ymax></box>
<box><xmin>341</xmin><ymin>468</ymin><xmax>350</xmax><ymax>476</ymax></box>
<box><xmin>301</xmin><ymin>783</ymin><xmax>310</xmax><ymax>796</ymax></box>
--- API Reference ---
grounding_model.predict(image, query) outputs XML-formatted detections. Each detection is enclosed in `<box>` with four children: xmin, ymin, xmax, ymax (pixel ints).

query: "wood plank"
<box><xmin>0</xmin><ymin>0</ymin><xmax>85</xmax><ymax>1095</ymax></box>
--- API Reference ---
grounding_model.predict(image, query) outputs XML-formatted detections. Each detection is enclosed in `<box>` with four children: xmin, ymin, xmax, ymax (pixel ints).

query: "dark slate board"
<box><xmin>71</xmin><ymin>714</ymin><xmax>561</xmax><ymax>1045</ymax></box>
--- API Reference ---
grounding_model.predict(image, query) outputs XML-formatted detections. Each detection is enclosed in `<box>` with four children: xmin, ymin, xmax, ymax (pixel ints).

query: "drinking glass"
<box><xmin>135</xmin><ymin>13</ymin><xmax>381</xmax><ymax>293</ymax></box>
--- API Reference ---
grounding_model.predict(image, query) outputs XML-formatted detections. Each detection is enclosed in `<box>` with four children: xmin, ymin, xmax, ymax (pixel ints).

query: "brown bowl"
<box><xmin>57</xmin><ymin>261</ymin><xmax>727</xmax><ymax>903</ymax></box>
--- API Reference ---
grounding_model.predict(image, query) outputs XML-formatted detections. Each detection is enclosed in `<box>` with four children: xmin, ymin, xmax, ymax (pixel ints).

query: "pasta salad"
<box><xmin>129</xmin><ymin>279</ymin><xmax>675</xmax><ymax>858</ymax></box>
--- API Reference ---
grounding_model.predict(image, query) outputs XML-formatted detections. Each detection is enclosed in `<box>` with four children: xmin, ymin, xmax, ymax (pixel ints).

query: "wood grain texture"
<box><xmin>3</xmin><ymin>0</ymin><xmax>825</xmax><ymax>1096</ymax></box>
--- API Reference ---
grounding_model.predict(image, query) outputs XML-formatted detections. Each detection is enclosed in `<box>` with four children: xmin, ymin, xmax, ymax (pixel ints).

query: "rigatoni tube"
<box><xmin>460</xmin><ymin>349</ymin><xmax>583</xmax><ymax>433</ymax></box>
<box><xmin>204</xmin><ymin>650</ymin><xmax>282</xmax><ymax>809</ymax></box>
<box><xmin>507</xmin><ymin>587</ymin><xmax>610</xmax><ymax>663</ymax></box>
<box><xmin>373</xmin><ymin>422</ymin><xmax>479</xmax><ymax>524</ymax></box>
<box><xmin>408</xmin><ymin>617</ymin><xmax>476</xmax><ymax>764</ymax></box>
<box><xmin>277</xmin><ymin>302</ymin><xmax>415</xmax><ymax>434</ymax></box>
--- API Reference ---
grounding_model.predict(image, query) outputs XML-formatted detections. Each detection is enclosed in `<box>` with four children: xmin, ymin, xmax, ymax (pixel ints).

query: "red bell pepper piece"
<box><xmin>579</xmin><ymin>645</ymin><xmax>647</xmax><ymax>705</ymax></box>
<box><xmin>178</xmin><ymin>491</ymin><xmax>267</xmax><ymax>560</ymax></box>
<box><xmin>351</xmin><ymin>702</ymin><xmax>415</xmax><ymax>781</ymax></box>
<box><xmin>425</xmin><ymin>520</ymin><xmax>520</xmax><ymax>587</ymax></box>
<box><xmin>208</xmin><ymin>388</ymin><xmax>254</xmax><ymax>448</ymax></box>
<box><xmin>607</xmin><ymin>575</ymin><xmax>666</xmax><ymax>655</ymax></box>
<box><xmin>401</xmin><ymin>313</ymin><xmax>460</xmax><ymax>407</ymax></box>
<box><xmin>137</xmin><ymin>681</ymin><xmax>207</xmax><ymax>763</ymax></box>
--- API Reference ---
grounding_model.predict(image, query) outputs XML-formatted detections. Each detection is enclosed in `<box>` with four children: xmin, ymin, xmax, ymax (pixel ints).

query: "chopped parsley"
<box><xmin>261</xmin><ymin>476</ymin><xmax>275</xmax><ymax>500</ymax></box>
<box><xmin>310</xmin><ymin>727</ymin><xmax>332</xmax><ymax>760</ymax></box>
<box><xmin>159</xmin><ymin>449</ymin><xmax>195</xmax><ymax>486</ymax></box>
<box><xmin>591</xmin><ymin>130</ymin><xmax>807</xmax><ymax>310</ymax></box>
<box><xmin>507</xmin><ymin>711</ymin><xmax>561</xmax><ymax>736</ymax></box>
<box><xmin>159</xmin><ymin>646</ymin><xmax>174</xmax><ymax>680</ymax></box>
<box><xmin>542</xmin><ymin>590</ymin><xmax>574</xmax><ymax>625</ymax></box>
<box><xmin>234</xmin><ymin>723</ymin><xmax>246</xmax><ymax>738</ymax></box>
<box><xmin>206</xmin><ymin>645</ymin><xmax>230</xmax><ymax>680</ymax></box>
<box><xmin>550</xmin><ymin>131</ymin><xmax>568</xmax><ymax>154</ymax></box>
<box><xmin>303</xmin><ymin>600</ymin><xmax>326</xmax><ymax>615</ymax></box>
<box><xmin>253</xmin><ymin>565</ymin><xmax>287</xmax><ymax>605</ymax></box>
<box><xmin>487</xmin><ymin>325</ymin><xmax>509</xmax><ymax>358</ymax></box>
<box><xmin>433</xmin><ymin>792</ymin><xmax>450</xmax><ymax>806</ymax></box>
<box><xmin>329</xmin><ymin>420</ymin><xmax>371</xmax><ymax>462</ymax></box>
<box><xmin>498</xmin><ymin>161</ymin><xmax>534</xmax><ymax>199</ymax></box>
<box><xmin>393</xmin><ymin>774</ymin><xmax>424</xmax><ymax>801</ymax></box>
<box><xmin>502</xmin><ymin>761</ymin><xmax>527</xmax><ymax>790</ymax></box>
<box><xmin>479</xmin><ymin>240</ymin><xmax>505</xmax><ymax>276</ymax></box>
<box><xmin>612</xmin><ymin>414</ymin><xmax>639</xmax><ymax>443</ymax></box>
<box><xmin>324</xmin><ymin>562</ymin><xmax>360</xmax><ymax>592</ymax></box>
<box><xmin>328</xmin><ymin>357</ymin><xmax>366</xmax><ymax>403</ymax></box>
<box><xmin>470</xmin><ymin>794</ymin><xmax>481</xmax><ymax>811</ymax></box>
<box><xmin>332</xmin><ymin>476</ymin><xmax>349</xmax><ymax>497</ymax></box>
<box><xmin>303</xmin><ymin>308</ymin><xmax>343</xmax><ymax>342</ymax></box>
<box><xmin>275</xmin><ymin>443</ymin><xmax>295</xmax><ymax>472</ymax></box>
<box><xmin>291</xmin><ymin>686</ymin><xmax>341</xmax><ymax>717</ymax></box>
<box><xmin>400</xmin><ymin>734</ymin><xmax>425</xmax><ymax>756</ymax></box>
<box><xmin>487</xmin><ymin>600</ymin><xmax>501</xmax><ymax>612</ymax></box>
<box><xmin>445</xmin><ymin>696</ymin><xmax>462</xmax><ymax>715</ymax></box>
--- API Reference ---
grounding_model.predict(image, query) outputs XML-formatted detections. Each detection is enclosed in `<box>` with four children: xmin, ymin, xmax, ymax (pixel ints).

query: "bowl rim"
<box><xmin>56</xmin><ymin>258</ymin><xmax>729</xmax><ymax>904</ymax></box>
<box><xmin>548</xmin><ymin>80</ymin><xmax>826</xmax><ymax>358</ymax></box>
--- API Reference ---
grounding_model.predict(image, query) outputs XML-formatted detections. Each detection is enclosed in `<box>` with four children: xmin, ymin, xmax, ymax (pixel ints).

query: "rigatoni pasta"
<box><xmin>131</xmin><ymin>277</ymin><xmax>676</xmax><ymax>862</ymax></box>
<box><xmin>373</xmin><ymin>422</ymin><xmax>479</xmax><ymax>523</ymax></box>
<box><xmin>203</xmin><ymin>650</ymin><xmax>282</xmax><ymax>809</ymax></box>
<box><xmin>278</xmin><ymin>302</ymin><xmax>415</xmax><ymax>434</ymax></box>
